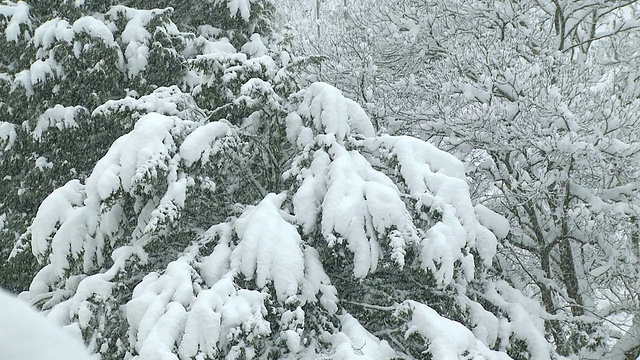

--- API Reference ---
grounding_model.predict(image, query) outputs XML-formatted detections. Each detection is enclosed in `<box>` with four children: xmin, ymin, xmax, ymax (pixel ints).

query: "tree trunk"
<box><xmin>540</xmin><ymin>248</ymin><xmax>566</xmax><ymax>351</ymax></box>
<box><xmin>560</xmin><ymin>178</ymin><xmax>584</xmax><ymax>316</ymax></box>
<box><xmin>557</xmin><ymin>237</ymin><xmax>584</xmax><ymax>316</ymax></box>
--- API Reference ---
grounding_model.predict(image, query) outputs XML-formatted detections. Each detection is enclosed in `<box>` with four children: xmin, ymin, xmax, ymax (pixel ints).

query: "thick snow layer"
<box><xmin>403</xmin><ymin>300</ymin><xmax>475</xmax><ymax>358</ymax></box>
<box><xmin>192</xmin><ymin>36</ymin><xmax>236</xmax><ymax>56</ymax></box>
<box><xmin>227</xmin><ymin>0</ymin><xmax>252</xmax><ymax>21</ymax></box>
<box><xmin>179</xmin><ymin>121</ymin><xmax>231</xmax><ymax>166</ymax></box>
<box><xmin>124</xmin><ymin>193</ymin><xmax>341</xmax><ymax>358</ymax></box>
<box><xmin>16</xmin><ymin>61</ymin><xmax>535</xmax><ymax>358</ymax></box>
<box><xmin>474</xmin><ymin>204</ymin><xmax>509</xmax><ymax>267</ymax></box>
<box><xmin>287</xmin><ymin>85</ymin><xmax>422</xmax><ymax>276</ymax></box>
<box><xmin>236</xmin><ymin>77</ymin><xmax>282</xmax><ymax>110</ymax></box>
<box><xmin>198</xmin><ymin>224</ymin><xmax>234</xmax><ymax>286</ymax></box>
<box><xmin>1</xmin><ymin>0</ymin><xmax>30</xmax><ymax>42</ymax></box>
<box><xmin>93</xmin><ymin>86</ymin><xmax>200</xmax><ymax>120</ymax></box>
<box><xmin>289</xmin><ymin>82</ymin><xmax>497</xmax><ymax>283</ymax></box>
<box><xmin>292</xmin><ymin>149</ymin><xmax>330</xmax><ymax>234</ymax></box>
<box><xmin>72</xmin><ymin>16</ymin><xmax>116</xmax><ymax>47</ymax></box>
<box><xmin>241</xmin><ymin>34</ymin><xmax>268</xmax><ymax>57</ymax></box>
<box><xmin>485</xmin><ymin>281</ymin><xmax>552</xmax><ymax>360</ymax></box>
<box><xmin>0</xmin><ymin>121</ymin><xmax>16</xmax><ymax>151</ymax></box>
<box><xmin>127</xmin><ymin>257</ymin><xmax>271</xmax><ymax>360</ymax></box>
<box><xmin>380</xmin><ymin>134</ymin><xmax>466</xmax><ymax>187</ymax></box>
<box><xmin>0</xmin><ymin>288</ymin><xmax>94</xmax><ymax>360</ymax></box>
<box><xmin>292</xmin><ymin>137</ymin><xmax>418</xmax><ymax>277</ymax></box>
<box><xmin>33</xmin><ymin>18</ymin><xmax>74</xmax><ymax>51</ymax></box>
<box><xmin>320</xmin><ymin>145</ymin><xmax>416</xmax><ymax>276</ymax></box>
<box><xmin>105</xmin><ymin>6</ymin><xmax>174</xmax><ymax>76</ymax></box>
<box><xmin>26</xmin><ymin>264</ymin><xmax>59</xmax><ymax>299</ymax></box>
<box><xmin>120</xmin><ymin>13</ymin><xmax>151</xmax><ymax>76</ymax></box>
<box><xmin>14</xmin><ymin>58</ymin><xmax>62</xmax><ymax>96</ymax></box>
<box><xmin>459</xmin><ymin>295</ymin><xmax>501</xmax><ymax>347</ymax></box>
<box><xmin>48</xmin><ymin>204</ymin><xmax>90</xmax><ymax>274</ymax></box>
<box><xmin>400</xmin><ymin>301</ymin><xmax>513</xmax><ymax>360</ymax></box>
<box><xmin>331</xmin><ymin>314</ymin><xmax>398</xmax><ymax>359</ymax></box>
<box><xmin>33</xmin><ymin>105</ymin><xmax>84</xmax><ymax>140</ymax></box>
<box><xmin>27</xmin><ymin>179</ymin><xmax>85</xmax><ymax>259</ymax></box>
<box><xmin>374</xmin><ymin>135</ymin><xmax>481</xmax><ymax>283</ymax></box>
<box><xmin>231</xmin><ymin>193</ymin><xmax>305</xmax><ymax>301</ymax></box>
<box><xmin>475</xmin><ymin>204</ymin><xmax>510</xmax><ymax>239</ymax></box>
<box><xmin>35</xmin><ymin>156</ymin><xmax>53</xmax><ymax>170</ymax></box>
<box><xmin>86</xmin><ymin>113</ymin><xmax>182</xmax><ymax>199</ymax></box>
<box><xmin>137</xmin><ymin>301</ymin><xmax>187</xmax><ymax>360</ymax></box>
<box><xmin>294</xmin><ymin>82</ymin><xmax>375</xmax><ymax>145</ymax></box>
<box><xmin>21</xmin><ymin>110</ymin><xmax>195</xmax><ymax>283</ymax></box>
<box><xmin>144</xmin><ymin>177</ymin><xmax>189</xmax><ymax>234</ymax></box>
<box><xmin>300</xmin><ymin>246</ymin><xmax>338</xmax><ymax>314</ymax></box>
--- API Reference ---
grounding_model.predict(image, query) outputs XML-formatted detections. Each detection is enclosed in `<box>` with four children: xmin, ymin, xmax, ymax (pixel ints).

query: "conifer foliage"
<box><xmin>1</xmin><ymin>1</ymin><xmax>564</xmax><ymax>359</ymax></box>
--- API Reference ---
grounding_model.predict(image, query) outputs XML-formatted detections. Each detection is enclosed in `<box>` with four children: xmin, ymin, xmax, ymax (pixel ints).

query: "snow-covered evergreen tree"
<box><xmin>0</xmin><ymin>0</ymin><xmax>277</xmax><ymax>291</ymax></box>
<box><xmin>0</xmin><ymin>0</ymin><xmax>190</xmax><ymax>290</ymax></box>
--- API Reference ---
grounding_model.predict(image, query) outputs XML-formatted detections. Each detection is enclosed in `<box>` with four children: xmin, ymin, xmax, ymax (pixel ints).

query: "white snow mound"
<box><xmin>0</xmin><ymin>288</ymin><xmax>95</xmax><ymax>360</ymax></box>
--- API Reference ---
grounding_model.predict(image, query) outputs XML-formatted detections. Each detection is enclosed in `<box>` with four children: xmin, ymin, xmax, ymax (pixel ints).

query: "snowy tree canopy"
<box><xmin>0</xmin><ymin>1</ymin><xmax>564</xmax><ymax>359</ymax></box>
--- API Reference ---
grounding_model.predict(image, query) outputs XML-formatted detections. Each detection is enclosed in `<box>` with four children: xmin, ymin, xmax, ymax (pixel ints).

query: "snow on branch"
<box><xmin>85</xmin><ymin>113</ymin><xmax>185</xmax><ymax>200</ymax></box>
<box><xmin>105</xmin><ymin>6</ymin><xmax>175</xmax><ymax>76</ymax></box>
<box><xmin>398</xmin><ymin>300</ymin><xmax>514</xmax><ymax>360</ymax></box>
<box><xmin>286</xmin><ymin>82</ymin><xmax>503</xmax><ymax>285</ymax></box>
<box><xmin>19</xmin><ymin>111</ymin><xmax>197</xmax><ymax>284</ymax></box>
<box><xmin>0</xmin><ymin>121</ymin><xmax>16</xmax><ymax>151</ymax></box>
<box><xmin>484</xmin><ymin>281</ymin><xmax>554</xmax><ymax>360</ymax></box>
<box><xmin>373</xmin><ymin>135</ymin><xmax>497</xmax><ymax>282</ymax></box>
<box><xmin>292</xmin><ymin>82</ymin><xmax>375</xmax><ymax>145</ymax></box>
<box><xmin>231</xmin><ymin>193</ymin><xmax>305</xmax><ymax>301</ymax></box>
<box><xmin>93</xmin><ymin>86</ymin><xmax>203</xmax><ymax>120</ymax></box>
<box><xmin>225</xmin><ymin>0</ymin><xmax>252</xmax><ymax>22</ymax></box>
<box><xmin>32</xmin><ymin>105</ymin><xmax>86</xmax><ymax>140</ymax></box>
<box><xmin>180</xmin><ymin>121</ymin><xmax>233</xmax><ymax>167</ymax></box>
<box><xmin>32</xmin><ymin>18</ymin><xmax>74</xmax><ymax>54</ymax></box>
<box><xmin>19</xmin><ymin>179</ymin><xmax>85</xmax><ymax>262</ymax></box>
<box><xmin>71</xmin><ymin>16</ymin><xmax>116</xmax><ymax>47</ymax></box>
<box><xmin>13</xmin><ymin>59</ymin><xmax>60</xmax><ymax>96</ymax></box>
<box><xmin>0</xmin><ymin>0</ymin><xmax>30</xmax><ymax>42</ymax></box>
<box><xmin>13</xmin><ymin>31</ymin><xmax>534</xmax><ymax>355</ymax></box>
<box><xmin>126</xmin><ymin>193</ymin><xmax>341</xmax><ymax>358</ymax></box>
